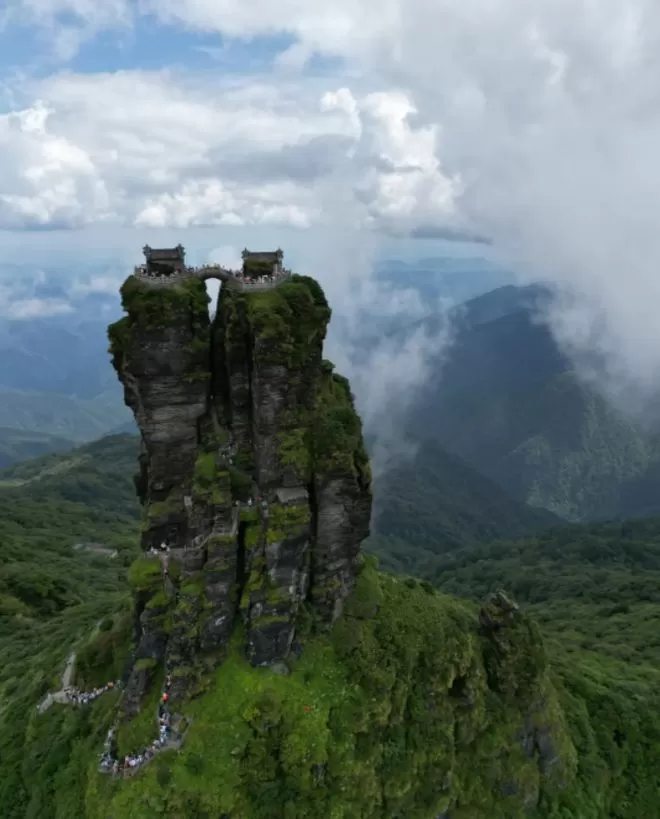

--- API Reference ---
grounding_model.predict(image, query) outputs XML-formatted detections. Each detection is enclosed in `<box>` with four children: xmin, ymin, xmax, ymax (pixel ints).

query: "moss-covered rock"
<box><xmin>109</xmin><ymin>269</ymin><xmax>370</xmax><ymax>707</ymax></box>
<box><xmin>78</xmin><ymin>567</ymin><xmax>589</xmax><ymax>818</ymax></box>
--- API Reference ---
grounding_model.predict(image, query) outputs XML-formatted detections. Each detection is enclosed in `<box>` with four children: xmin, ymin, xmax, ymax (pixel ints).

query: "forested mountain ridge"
<box><xmin>371</xmin><ymin>437</ymin><xmax>560</xmax><ymax>575</ymax></box>
<box><xmin>0</xmin><ymin>312</ymin><xmax>131</xmax><ymax>457</ymax></box>
<box><xmin>411</xmin><ymin>284</ymin><xmax>660</xmax><ymax>521</ymax></box>
<box><xmin>0</xmin><ymin>434</ymin><xmax>139</xmax><ymax>621</ymax></box>
<box><xmin>0</xmin><ymin>425</ymin><xmax>74</xmax><ymax>469</ymax></box>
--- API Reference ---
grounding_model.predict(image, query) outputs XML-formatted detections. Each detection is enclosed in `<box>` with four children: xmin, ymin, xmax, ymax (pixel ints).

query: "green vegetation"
<box><xmin>266</xmin><ymin>503</ymin><xmax>311</xmax><ymax>544</ymax></box>
<box><xmin>49</xmin><ymin>565</ymin><xmax>575</xmax><ymax>818</ymax></box>
<box><xmin>216</xmin><ymin>276</ymin><xmax>364</xmax><ymax>489</ymax></box>
<box><xmin>192</xmin><ymin>452</ymin><xmax>231</xmax><ymax>506</ymax></box>
<box><xmin>268</xmin><ymin>502</ymin><xmax>311</xmax><ymax>530</ymax></box>
<box><xmin>0</xmin><ymin>426</ymin><xmax>74</xmax><ymax>469</ymax></box>
<box><xmin>0</xmin><ymin>435</ymin><xmax>140</xmax><ymax>818</ymax></box>
<box><xmin>278</xmin><ymin>424</ymin><xmax>311</xmax><ymax>481</ymax></box>
<box><xmin>144</xmin><ymin>490</ymin><xmax>185</xmax><ymax>528</ymax></box>
<box><xmin>116</xmin><ymin>276</ymin><xmax>210</xmax><ymax>332</ymax></box>
<box><xmin>244</xmin><ymin>523</ymin><xmax>261</xmax><ymax>550</ymax></box>
<box><xmin>75</xmin><ymin>609</ymin><xmax>133</xmax><ymax>689</ymax></box>
<box><xmin>7</xmin><ymin>466</ymin><xmax>657</xmax><ymax>819</ymax></box>
<box><xmin>240</xmin><ymin>278</ymin><xmax>330</xmax><ymax>367</ymax></box>
<box><xmin>24</xmin><ymin>557</ymin><xmax>660</xmax><ymax>819</ymax></box>
<box><xmin>370</xmin><ymin>437</ymin><xmax>559</xmax><ymax>576</ymax></box>
<box><xmin>0</xmin><ymin>435</ymin><xmax>139</xmax><ymax>620</ymax></box>
<box><xmin>420</xmin><ymin>517</ymin><xmax>660</xmax><ymax>678</ymax></box>
<box><xmin>128</xmin><ymin>555</ymin><xmax>163</xmax><ymax>593</ymax></box>
<box><xmin>413</xmin><ymin>284</ymin><xmax>660</xmax><ymax>522</ymax></box>
<box><xmin>313</xmin><ymin>370</ymin><xmax>370</xmax><ymax>478</ymax></box>
<box><xmin>370</xmin><ymin>518</ymin><xmax>660</xmax><ymax>817</ymax></box>
<box><xmin>6</xmin><ymin>267</ymin><xmax>660</xmax><ymax>819</ymax></box>
<box><xmin>240</xmin><ymin>506</ymin><xmax>259</xmax><ymax>524</ymax></box>
<box><xmin>116</xmin><ymin>667</ymin><xmax>165</xmax><ymax>759</ymax></box>
<box><xmin>108</xmin><ymin>276</ymin><xmax>210</xmax><ymax>373</ymax></box>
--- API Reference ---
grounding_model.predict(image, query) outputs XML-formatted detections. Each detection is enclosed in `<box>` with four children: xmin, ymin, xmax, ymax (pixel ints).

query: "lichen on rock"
<box><xmin>108</xmin><ymin>269</ymin><xmax>372</xmax><ymax>709</ymax></box>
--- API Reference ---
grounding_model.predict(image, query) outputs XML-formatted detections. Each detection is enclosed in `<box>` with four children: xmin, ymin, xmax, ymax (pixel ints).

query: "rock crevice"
<box><xmin>108</xmin><ymin>271</ymin><xmax>372</xmax><ymax>710</ymax></box>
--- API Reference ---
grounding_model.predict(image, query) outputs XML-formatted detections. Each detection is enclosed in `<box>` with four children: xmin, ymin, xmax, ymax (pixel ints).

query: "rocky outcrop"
<box><xmin>476</xmin><ymin>590</ymin><xmax>573</xmax><ymax>810</ymax></box>
<box><xmin>479</xmin><ymin>589</ymin><xmax>546</xmax><ymax>702</ymax></box>
<box><xmin>108</xmin><ymin>270</ymin><xmax>372</xmax><ymax>710</ymax></box>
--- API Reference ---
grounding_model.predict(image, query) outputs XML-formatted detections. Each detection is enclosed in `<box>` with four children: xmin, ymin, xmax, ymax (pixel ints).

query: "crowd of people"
<box><xmin>146</xmin><ymin>542</ymin><xmax>172</xmax><ymax>576</ymax></box>
<box><xmin>98</xmin><ymin>676</ymin><xmax>176</xmax><ymax>778</ymax></box>
<box><xmin>64</xmin><ymin>679</ymin><xmax>121</xmax><ymax>707</ymax></box>
<box><xmin>233</xmin><ymin>496</ymin><xmax>269</xmax><ymax>513</ymax></box>
<box><xmin>232</xmin><ymin>270</ymin><xmax>287</xmax><ymax>287</ymax></box>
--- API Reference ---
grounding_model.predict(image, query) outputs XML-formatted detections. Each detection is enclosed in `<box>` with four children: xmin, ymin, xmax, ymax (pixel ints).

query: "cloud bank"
<box><xmin>3</xmin><ymin>0</ymin><xmax>660</xmax><ymax>427</ymax></box>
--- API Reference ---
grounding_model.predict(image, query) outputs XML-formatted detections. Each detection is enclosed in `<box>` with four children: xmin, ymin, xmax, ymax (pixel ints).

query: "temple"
<box><xmin>142</xmin><ymin>245</ymin><xmax>186</xmax><ymax>278</ymax></box>
<box><xmin>241</xmin><ymin>248</ymin><xmax>284</xmax><ymax>279</ymax></box>
<box><xmin>132</xmin><ymin>244</ymin><xmax>290</xmax><ymax>289</ymax></box>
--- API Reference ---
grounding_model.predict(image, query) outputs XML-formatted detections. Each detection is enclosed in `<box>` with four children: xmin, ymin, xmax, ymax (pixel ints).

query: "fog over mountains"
<box><xmin>2</xmin><ymin>254</ymin><xmax>659</xmax><ymax>524</ymax></box>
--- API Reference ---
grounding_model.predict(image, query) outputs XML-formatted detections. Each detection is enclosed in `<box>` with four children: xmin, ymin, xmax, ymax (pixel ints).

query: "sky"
<box><xmin>1</xmin><ymin>0</ymin><xmax>660</xmax><ymax>435</ymax></box>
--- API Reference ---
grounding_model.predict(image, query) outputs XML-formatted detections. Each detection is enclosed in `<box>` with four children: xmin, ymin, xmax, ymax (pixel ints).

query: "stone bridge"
<box><xmin>133</xmin><ymin>264</ymin><xmax>291</xmax><ymax>292</ymax></box>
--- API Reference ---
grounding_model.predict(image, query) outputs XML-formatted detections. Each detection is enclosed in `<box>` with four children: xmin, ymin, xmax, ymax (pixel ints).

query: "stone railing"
<box><xmin>132</xmin><ymin>264</ymin><xmax>291</xmax><ymax>292</ymax></box>
<box><xmin>132</xmin><ymin>264</ymin><xmax>234</xmax><ymax>283</ymax></box>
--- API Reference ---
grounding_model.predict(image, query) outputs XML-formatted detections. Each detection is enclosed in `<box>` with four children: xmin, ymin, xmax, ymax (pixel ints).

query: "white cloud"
<box><xmin>97</xmin><ymin>0</ymin><xmax>660</xmax><ymax>415</ymax></box>
<box><xmin>327</xmin><ymin>287</ymin><xmax>454</xmax><ymax>476</ymax></box>
<box><xmin>0</xmin><ymin>71</ymin><xmax>457</xmax><ymax>242</ymax></box>
<box><xmin>0</xmin><ymin>272</ymin><xmax>73</xmax><ymax>318</ymax></box>
<box><xmin>0</xmin><ymin>100</ymin><xmax>110</xmax><ymax>227</ymax></box>
<box><xmin>69</xmin><ymin>273</ymin><xmax>124</xmax><ymax>296</ymax></box>
<box><xmin>4</xmin><ymin>296</ymin><xmax>73</xmax><ymax>318</ymax></box>
<box><xmin>3</xmin><ymin>0</ymin><xmax>660</xmax><ymax>421</ymax></box>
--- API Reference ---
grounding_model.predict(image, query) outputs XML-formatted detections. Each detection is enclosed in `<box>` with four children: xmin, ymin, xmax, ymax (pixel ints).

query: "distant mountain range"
<box><xmin>2</xmin><ymin>264</ymin><xmax>659</xmax><ymax>529</ymax></box>
<box><xmin>0</xmin><ymin>303</ymin><xmax>130</xmax><ymax>460</ymax></box>
<box><xmin>0</xmin><ymin>256</ymin><xmax>506</xmax><ymax>468</ymax></box>
<box><xmin>408</xmin><ymin>284</ymin><xmax>660</xmax><ymax>521</ymax></box>
<box><xmin>0</xmin><ymin>426</ymin><xmax>74</xmax><ymax>470</ymax></box>
<box><xmin>370</xmin><ymin>437</ymin><xmax>560</xmax><ymax>576</ymax></box>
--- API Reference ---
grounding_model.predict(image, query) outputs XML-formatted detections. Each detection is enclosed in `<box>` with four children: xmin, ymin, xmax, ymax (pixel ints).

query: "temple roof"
<box><xmin>143</xmin><ymin>244</ymin><xmax>185</xmax><ymax>262</ymax></box>
<box><xmin>242</xmin><ymin>249</ymin><xmax>283</xmax><ymax>262</ymax></box>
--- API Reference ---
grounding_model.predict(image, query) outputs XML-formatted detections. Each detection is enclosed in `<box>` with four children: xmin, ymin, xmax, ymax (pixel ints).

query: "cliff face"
<box><xmin>108</xmin><ymin>274</ymin><xmax>371</xmax><ymax>711</ymax></box>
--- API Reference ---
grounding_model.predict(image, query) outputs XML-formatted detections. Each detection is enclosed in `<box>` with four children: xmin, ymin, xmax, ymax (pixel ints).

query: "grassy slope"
<box><xmin>18</xmin><ymin>565</ymin><xmax>586</xmax><ymax>819</ymax></box>
<box><xmin>14</xmin><ymin>560</ymin><xmax>660</xmax><ymax>819</ymax></box>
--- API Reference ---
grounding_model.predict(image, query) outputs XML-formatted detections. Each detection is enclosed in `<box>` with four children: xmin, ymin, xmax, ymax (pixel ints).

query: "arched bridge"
<box><xmin>133</xmin><ymin>264</ymin><xmax>291</xmax><ymax>292</ymax></box>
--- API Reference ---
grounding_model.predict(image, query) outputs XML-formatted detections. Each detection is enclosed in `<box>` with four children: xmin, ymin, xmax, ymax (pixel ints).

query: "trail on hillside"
<box><xmin>36</xmin><ymin>651</ymin><xmax>77</xmax><ymax>714</ymax></box>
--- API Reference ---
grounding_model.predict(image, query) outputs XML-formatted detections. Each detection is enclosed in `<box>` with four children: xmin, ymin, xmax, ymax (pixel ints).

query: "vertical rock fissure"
<box><xmin>111</xmin><ymin>271</ymin><xmax>372</xmax><ymax>705</ymax></box>
<box><xmin>242</xmin><ymin>314</ymin><xmax>257</xmax><ymax>477</ymax></box>
<box><xmin>235</xmin><ymin>521</ymin><xmax>248</xmax><ymax>616</ymax></box>
<box><xmin>306</xmin><ymin>478</ymin><xmax>319</xmax><ymax>603</ymax></box>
